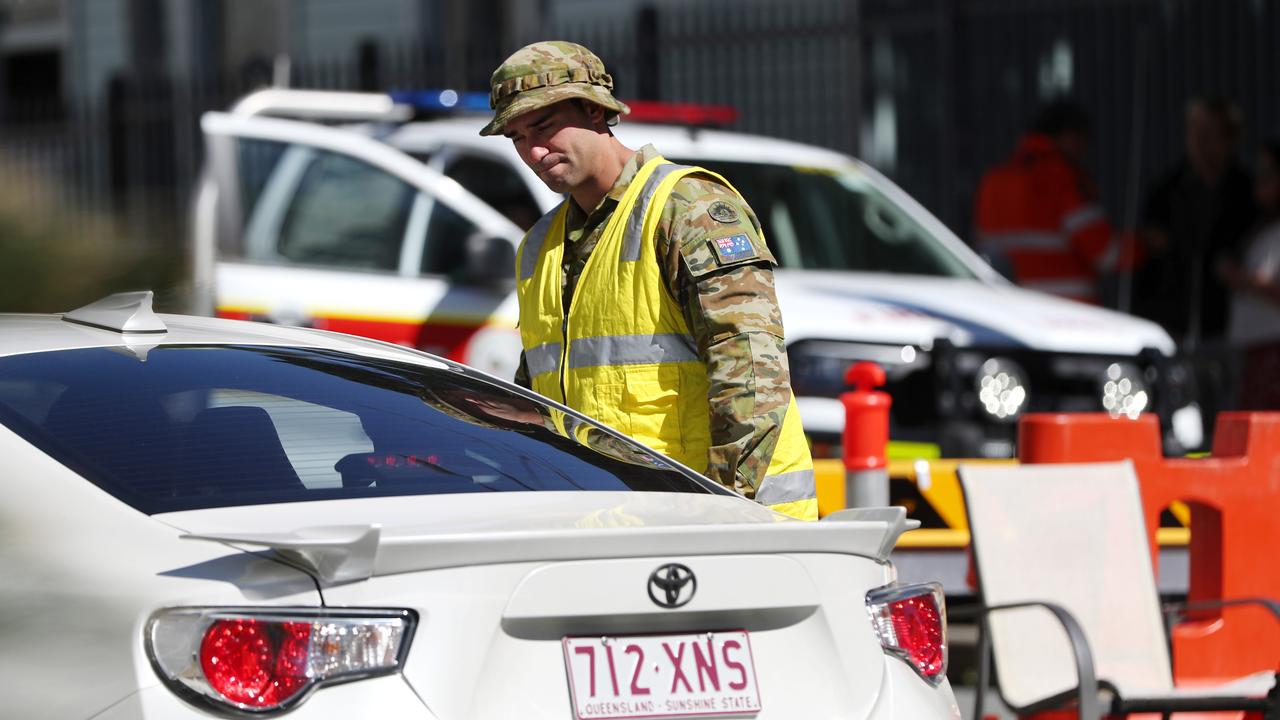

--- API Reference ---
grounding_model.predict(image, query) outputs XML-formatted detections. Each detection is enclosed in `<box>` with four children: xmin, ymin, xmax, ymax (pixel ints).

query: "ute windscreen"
<box><xmin>671</xmin><ymin>159</ymin><xmax>977</xmax><ymax>279</ymax></box>
<box><xmin>0</xmin><ymin>345</ymin><xmax>717</xmax><ymax>514</ymax></box>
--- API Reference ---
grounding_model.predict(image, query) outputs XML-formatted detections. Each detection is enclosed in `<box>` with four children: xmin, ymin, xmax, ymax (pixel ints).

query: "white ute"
<box><xmin>193</xmin><ymin>89</ymin><xmax>1201</xmax><ymax>459</ymax></box>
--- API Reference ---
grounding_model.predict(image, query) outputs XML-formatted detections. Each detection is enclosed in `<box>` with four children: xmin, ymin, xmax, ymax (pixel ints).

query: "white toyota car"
<box><xmin>0</xmin><ymin>292</ymin><xmax>959</xmax><ymax>719</ymax></box>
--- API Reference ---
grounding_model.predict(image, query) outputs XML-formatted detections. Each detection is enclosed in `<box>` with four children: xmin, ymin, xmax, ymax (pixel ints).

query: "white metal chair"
<box><xmin>957</xmin><ymin>460</ymin><xmax>1279</xmax><ymax>719</ymax></box>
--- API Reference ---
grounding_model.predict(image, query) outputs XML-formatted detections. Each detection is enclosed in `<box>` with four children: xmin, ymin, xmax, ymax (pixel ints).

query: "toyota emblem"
<box><xmin>647</xmin><ymin>563</ymin><xmax>696</xmax><ymax>609</ymax></box>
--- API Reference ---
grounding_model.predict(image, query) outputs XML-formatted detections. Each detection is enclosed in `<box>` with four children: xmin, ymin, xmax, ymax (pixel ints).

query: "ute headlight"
<box><xmin>1101</xmin><ymin>362</ymin><xmax>1148</xmax><ymax>419</ymax></box>
<box><xmin>976</xmin><ymin>357</ymin><xmax>1028</xmax><ymax>422</ymax></box>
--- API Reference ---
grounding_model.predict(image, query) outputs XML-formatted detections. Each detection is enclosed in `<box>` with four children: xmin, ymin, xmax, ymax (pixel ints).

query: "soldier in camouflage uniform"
<box><xmin>482</xmin><ymin>41</ymin><xmax>811</xmax><ymax>505</ymax></box>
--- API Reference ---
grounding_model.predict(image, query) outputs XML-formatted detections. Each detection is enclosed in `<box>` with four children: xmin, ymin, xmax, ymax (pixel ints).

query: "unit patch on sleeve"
<box><xmin>707</xmin><ymin>200</ymin><xmax>740</xmax><ymax>223</ymax></box>
<box><xmin>710</xmin><ymin>233</ymin><xmax>759</xmax><ymax>264</ymax></box>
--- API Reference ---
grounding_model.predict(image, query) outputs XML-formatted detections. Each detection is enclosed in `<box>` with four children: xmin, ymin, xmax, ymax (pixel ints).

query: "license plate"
<box><xmin>563</xmin><ymin>630</ymin><xmax>761</xmax><ymax>719</ymax></box>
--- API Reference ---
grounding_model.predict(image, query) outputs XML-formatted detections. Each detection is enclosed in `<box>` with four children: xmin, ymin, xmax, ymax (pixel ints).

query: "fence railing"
<box><xmin>1</xmin><ymin>0</ymin><xmax>1274</xmax><ymax>260</ymax></box>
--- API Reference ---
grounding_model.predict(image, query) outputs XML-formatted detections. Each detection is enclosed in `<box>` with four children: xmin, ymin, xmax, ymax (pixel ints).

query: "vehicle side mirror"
<box><xmin>462</xmin><ymin>233</ymin><xmax>517</xmax><ymax>289</ymax></box>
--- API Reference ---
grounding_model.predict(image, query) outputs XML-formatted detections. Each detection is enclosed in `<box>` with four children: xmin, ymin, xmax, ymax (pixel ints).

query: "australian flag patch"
<box><xmin>711</xmin><ymin>233</ymin><xmax>758</xmax><ymax>264</ymax></box>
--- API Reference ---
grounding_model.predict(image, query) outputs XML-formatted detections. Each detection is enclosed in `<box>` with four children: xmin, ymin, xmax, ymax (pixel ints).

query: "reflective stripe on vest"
<box><xmin>975</xmin><ymin>228</ymin><xmax>1098</xmax><ymax>301</ymax></box>
<box><xmin>1020</xmin><ymin>277</ymin><xmax>1095</xmax><ymax>298</ymax></box>
<box><xmin>623</xmin><ymin>162</ymin><xmax>687</xmax><ymax>262</ymax></box>
<box><xmin>975</xmin><ymin>230</ymin><xmax>1065</xmax><ymax>253</ymax></box>
<box><xmin>515</xmin><ymin>156</ymin><xmax>815</xmax><ymax>520</ymax></box>
<box><xmin>520</xmin><ymin>207</ymin><xmax>561</xmax><ymax>281</ymax></box>
<box><xmin>1061</xmin><ymin>204</ymin><xmax>1106</xmax><ymax>235</ymax></box>
<box><xmin>756</xmin><ymin>468</ymin><xmax>817</xmax><ymax>506</ymax></box>
<box><xmin>568</xmin><ymin>333</ymin><xmax>697</xmax><ymax>368</ymax></box>
<box><xmin>524</xmin><ymin>341</ymin><xmax>562</xmax><ymax>377</ymax></box>
<box><xmin>1095</xmin><ymin>237</ymin><xmax>1123</xmax><ymax>272</ymax></box>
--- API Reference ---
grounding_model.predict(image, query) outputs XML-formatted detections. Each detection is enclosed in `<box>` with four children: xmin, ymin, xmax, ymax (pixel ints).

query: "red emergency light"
<box><xmin>622</xmin><ymin>100</ymin><xmax>739</xmax><ymax>127</ymax></box>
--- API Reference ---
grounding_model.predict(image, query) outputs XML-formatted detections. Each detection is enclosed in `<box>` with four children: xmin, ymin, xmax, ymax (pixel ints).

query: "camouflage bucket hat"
<box><xmin>480</xmin><ymin>41</ymin><xmax>631</xmax><ymax>137</ymax></box>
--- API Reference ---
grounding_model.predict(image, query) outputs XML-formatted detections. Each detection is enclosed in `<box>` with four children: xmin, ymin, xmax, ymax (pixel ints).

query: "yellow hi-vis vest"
<box><xmin>515</xmin><ymin>156</ymin><xmax>817</xmax><ymax>521</ymax></box>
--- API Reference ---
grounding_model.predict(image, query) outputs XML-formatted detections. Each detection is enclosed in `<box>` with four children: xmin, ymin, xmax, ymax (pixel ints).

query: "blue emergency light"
<box><xmin>390</xmin><ymin>89</ymin><xmax>491</xmax><ymax>113</ymax></box>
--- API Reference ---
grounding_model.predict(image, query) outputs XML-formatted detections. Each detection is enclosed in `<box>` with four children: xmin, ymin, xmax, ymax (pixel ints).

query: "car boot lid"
<box><xmin>172</xmin><ymin>493</ymin><xmax>917</xmax><ymax>584</ymax></box>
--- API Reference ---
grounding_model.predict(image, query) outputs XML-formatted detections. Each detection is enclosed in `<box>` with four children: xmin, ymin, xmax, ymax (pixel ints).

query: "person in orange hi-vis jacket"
<box><xmin>974</xmin><ymin>99</ymin><xmax>1134</xmax><ymax>304</ymax></box>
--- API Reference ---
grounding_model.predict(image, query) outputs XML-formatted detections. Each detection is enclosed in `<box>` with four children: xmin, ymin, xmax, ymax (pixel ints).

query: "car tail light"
<box><xmin>865</xmin><ymin>582</ymin><xmax>948</xmax><ymax>685</ymax></box>
<box><xmin>146</xmin><ymin>607</ymin><xmax>415</xmax><ymax>714</ymax></box>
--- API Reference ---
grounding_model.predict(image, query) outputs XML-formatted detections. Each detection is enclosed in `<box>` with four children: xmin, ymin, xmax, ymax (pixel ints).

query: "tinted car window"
<box><xmin>277</xmin><ymin>151</ymin><xmax>415</xmax><ymax>271</ymax></box>
<box><xmin>420</xmin><ymin>201</ymin><xmax>479</xmax><ymax>277</ymax></box>
<box><xmin>237</xmin><ymin>138</ymin><xmax>289</xmax><ymax>223</ymax></box>
<box><xmin>443</xmin><ymin>155</ymin><xmax>542</xmax><ymax>231</ymax></box>
<box><xmin>0</xmin><ymin>346</ymin><xmax>714</xmax><ymax>514</ymax></box>
<box><xmin>672</xmin><ymin>159</ymin><xmax>975</xmax><ymax>279</ymax></box>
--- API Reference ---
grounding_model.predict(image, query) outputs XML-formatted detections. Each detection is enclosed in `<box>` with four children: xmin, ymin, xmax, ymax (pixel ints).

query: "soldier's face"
<box><xmin>505</xmin><ymin>100</ymin><xmax>609</xmax><ymax>193</ymax></box>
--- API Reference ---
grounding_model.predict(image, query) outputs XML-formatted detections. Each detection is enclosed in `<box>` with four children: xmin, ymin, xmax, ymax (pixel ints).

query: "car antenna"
<box><xmin>63</xmin><ymin>290</ymin><xmax>168</xmax><ymax>335</ymax></box>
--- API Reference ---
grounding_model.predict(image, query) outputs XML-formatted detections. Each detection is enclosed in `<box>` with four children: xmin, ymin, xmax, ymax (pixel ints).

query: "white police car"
<box><xmin>0</xmin><ymin>292</ymin><xmax>958</xmax><ymax>718</ymax></box>
<box><xmin>194</xmin><ymin>89</ymin><xmax>1198</xmax><ymax>458</ymax></box>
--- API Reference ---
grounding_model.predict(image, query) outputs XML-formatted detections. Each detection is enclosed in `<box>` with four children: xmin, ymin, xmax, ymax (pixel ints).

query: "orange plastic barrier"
<box><xmin>1017</xmin><ymin>411</ymin><xmax>1280</xmax><ymax>685</ymax></box>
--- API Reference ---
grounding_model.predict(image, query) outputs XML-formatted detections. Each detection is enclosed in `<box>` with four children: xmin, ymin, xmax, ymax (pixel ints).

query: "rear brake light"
<box><xmin>865</xmin><ymin>582</ymin><xmax>948</xmax><ymax>685</ymax></box>
<box><xmin>146</xmin><ymin>607</ymin><xmax>416</xmax><ymax>713</ymax></box>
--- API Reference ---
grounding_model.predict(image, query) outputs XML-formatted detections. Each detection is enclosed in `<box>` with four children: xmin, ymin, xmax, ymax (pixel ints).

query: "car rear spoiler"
<box><xmin>183</xmin><ymin>507</ymin><xmax>919</xmax><ymax>585</ymax></box>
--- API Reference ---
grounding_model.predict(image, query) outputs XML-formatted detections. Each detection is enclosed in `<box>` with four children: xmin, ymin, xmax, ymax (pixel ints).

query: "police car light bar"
<box><xmin>388</xmin><ymin>89</ymin><xmax>738</xmax><ymax>128</ymax></box>
<box><xmin>622</xmin><ymin>100</ymin><xmax>738</xmax><ymax>127</ymax></box>
<box><xmin>390</xmin><ymin>89</ymin><xmax>491</xmax><ymax>113</ymax></box>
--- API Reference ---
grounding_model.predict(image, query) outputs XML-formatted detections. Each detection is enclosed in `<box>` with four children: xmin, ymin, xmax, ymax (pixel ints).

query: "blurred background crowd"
<box><xmin>0</xmin><ymin>0</ymin><xmax>1276</xmax><ymax>409</ymax></box>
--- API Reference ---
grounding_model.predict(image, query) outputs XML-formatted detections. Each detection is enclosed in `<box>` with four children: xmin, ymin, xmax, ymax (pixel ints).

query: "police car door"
<box><xmin>196</xmin><ymin>112</ymin><xmax>525</xmax><ymax>379</ymax></box>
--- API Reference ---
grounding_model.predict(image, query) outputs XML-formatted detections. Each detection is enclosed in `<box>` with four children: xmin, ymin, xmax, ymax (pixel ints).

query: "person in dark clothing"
<box><xmin>1135</xmin><ymin>98</ymin><xmax>1257</xmax><ymax>349</ymax></box>
<box><xmin>1221</xmin><ymin>142</ymin><xmax>1280</xmax><ymax>409</ymax></box>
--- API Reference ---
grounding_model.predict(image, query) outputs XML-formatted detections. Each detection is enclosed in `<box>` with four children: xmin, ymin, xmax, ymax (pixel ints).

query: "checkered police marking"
<box><xmin>711</xmin><ymin>233</ymin><xmax>758</xmax><ymax>264</ymax></box>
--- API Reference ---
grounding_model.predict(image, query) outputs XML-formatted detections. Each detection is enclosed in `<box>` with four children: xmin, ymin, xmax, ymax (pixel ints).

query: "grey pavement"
<box><xmin>951</xmin><ymin>685</ymin><xmax>1014</xmax><ymax>720</ymax></box>
<box><xmin>948</xmin><ymin>622</ymin><xmax>1014</xmax><ymax>720</ymax></box>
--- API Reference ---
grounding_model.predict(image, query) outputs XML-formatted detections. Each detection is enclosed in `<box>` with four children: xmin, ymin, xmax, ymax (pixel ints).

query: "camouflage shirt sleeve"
<box><xmin>654</xmin><ymin>175</ymin><xmax>794</xmax><ymax>497</ymax></box>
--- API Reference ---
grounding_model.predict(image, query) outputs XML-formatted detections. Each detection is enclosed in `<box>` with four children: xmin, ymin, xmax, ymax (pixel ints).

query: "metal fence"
<box><xmin>550</xmin><ymin>0</ymin><xmax>1278</xmax><ymax>237</ymax></box>
<box><xmin>0</xmin><ymin>37</ymin><xmax>508</xmax><ymax>251</ymax></box>
<box><xmin>862</xmin><ymin>0</ymin><xmax>1280</xmax><ymax>241</ymax></box>
<box><xmin>0</xmin><ymin>0</ymin><xmax>1275</xmax><ymax>254</ymax></box>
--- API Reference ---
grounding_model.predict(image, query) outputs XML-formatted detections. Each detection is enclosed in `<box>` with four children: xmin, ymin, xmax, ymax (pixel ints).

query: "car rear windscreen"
<box><xmin>0</xmin><ymin>345</ymin><xmax>717</xmax><ymax>514</ymax></box>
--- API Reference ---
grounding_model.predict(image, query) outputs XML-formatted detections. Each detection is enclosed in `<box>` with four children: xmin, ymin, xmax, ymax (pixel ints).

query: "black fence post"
<box><xmin>358</xmin><ymin>39</ymin><xmax>382</xmax><ymax>92</ymax></box>
<box><xmin>0</xmin><ymin>5</ymin><xmax>7</xmax><ymax>126</ymax></box>
<box><xmin>105</xmin><ymin>74</ymin><xmax>129</xmax><ymax>215</ymax></box>
<box><xmin>636</xmin><ymin>4</ymin><xmax>660</xmax><ymax>100</ymax></box>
